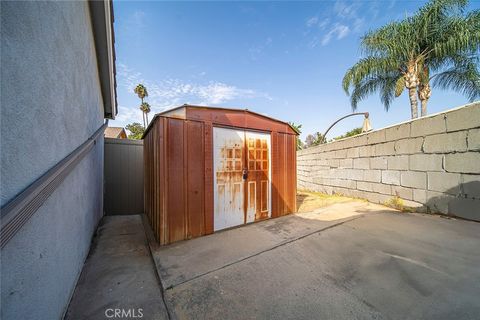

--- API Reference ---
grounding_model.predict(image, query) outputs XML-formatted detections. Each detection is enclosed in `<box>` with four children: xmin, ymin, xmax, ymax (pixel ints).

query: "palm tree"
<box><xmin>413</xmin><ymin>0</ymin><xmax>480</xmax><ymax>116</ymax></box>
<box><xmin>134</xmin><ymin>84</ymin><xmax>148</xmax><ymax>128</ymax></box>
<box><xmin>417</xmin><ymin>55</ymin><xmax>479</xmax><ymax>116</ymax></box>
<box><xmin>140</xmin><ymin>102</ymin><xmax>151</xmax><ymax>125</ymax></box>
<box><xmin>343</xmin><ymin>0</ymin><xmax>480</xmax><ymax>119</ymax></box>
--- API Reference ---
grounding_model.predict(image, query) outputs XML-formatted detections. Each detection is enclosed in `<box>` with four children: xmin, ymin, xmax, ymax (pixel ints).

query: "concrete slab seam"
<box><xmin>164</xmin><ymin>215</ymin><xmax>367</xmax><ymax>291</ymax></box>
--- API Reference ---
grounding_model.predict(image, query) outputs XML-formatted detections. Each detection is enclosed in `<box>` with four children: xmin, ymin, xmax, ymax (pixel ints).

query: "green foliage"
<box><xmin>304</xmin><ymin>132</ymin><xmax>324</xmax><ymax>148</ymax></box>
<box><xmin>134</xmin><ymin>84</ymin><xmax>148</xmax><ymax>100</ymax></box>
<box><xmin>333</xmin><ymin>127</ymin><xmax>363</xmax><ymax>141</ymax></box>
<box><xmin>342</xmin><ymin>0</ymin><xmax>480</xmax><ymax>117</ymax></box>
<box><xmin>395</xmin><ymin>77</ymin><xmax>406</xmax><ymax>97</ymax></box>
<box><xmin>134</xmin><ymin>84</ymin><xmax>151</xmax><ymax>127</ymax></box>
<box><xmin>126</xmin><ymin>122</ymin><xmax>145</xmax><ymax>140</ymax></box>
<box><xmin>384</xmin><ymin>196</ymin><xmax>405</xmax><ymax>211</ymax></box>
<box><xmin>140</xmin><ymin>102</ymin><xmax>151</xmax><ymax>113</ymax></box>
<box><xmin>384</xmin><ymin>196</ymin><xmax>416</xmax><ymax>212</ymax></box>
<box><xmin>289</xmin><ymin>122</ymin><xmax>304</xmax><ymax>150</ymax></box>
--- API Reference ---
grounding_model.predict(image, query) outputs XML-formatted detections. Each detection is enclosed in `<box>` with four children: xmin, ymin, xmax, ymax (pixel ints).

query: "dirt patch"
<box><xmin>296</xmin><ymin>190</ymin><xmax>357</xmax><ymax>213</ymax></box>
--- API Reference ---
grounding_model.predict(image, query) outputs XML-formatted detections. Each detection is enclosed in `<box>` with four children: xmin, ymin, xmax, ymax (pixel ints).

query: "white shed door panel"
<box><xmin>213</xmin><ymin>127</ymin><xmax>245</xmax><ymax>231</ymax></box>
<box><xmin>245</xmin><ymin>131</ymin><xmax>271</xmax><ymax>223</ymax></box>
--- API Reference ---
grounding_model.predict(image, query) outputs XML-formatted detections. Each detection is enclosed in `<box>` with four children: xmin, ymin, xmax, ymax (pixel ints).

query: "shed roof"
<box><xmin>143</xmin><ymin>104</ymin><xmax>299</xmax><ymax>138</ymax></box>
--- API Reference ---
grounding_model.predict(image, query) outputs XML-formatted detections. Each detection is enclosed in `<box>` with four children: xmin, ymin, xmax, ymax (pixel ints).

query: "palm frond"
<box><xmin>342</xmin><ymin>56</ymin><xmax>399</xmax><ymax>94</ymax></box>
<box><xmin>350</xmin><ymin>73</ymin><xmax>401</xmax><ymax>111</ymax></box>
<box><xmin>395</xmin><ymin>77</ymin><xmax>406</xmax><ymax>97</ymax></box>
<box><xmin>432</xmin><ymin>62</ymin><xmax>480</xmax><ymax>101</ymax></box>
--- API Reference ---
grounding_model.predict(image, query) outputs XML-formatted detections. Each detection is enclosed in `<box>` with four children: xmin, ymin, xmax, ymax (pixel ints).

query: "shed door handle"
<box><xmin>242</xmin><ymin>169</ymin><xmax>248</xmax><ymax>180</ymax></box>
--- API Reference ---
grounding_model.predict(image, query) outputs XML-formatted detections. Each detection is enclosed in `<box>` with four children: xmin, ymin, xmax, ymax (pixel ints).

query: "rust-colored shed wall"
<box><xmin>144</xmin><ymin>112</ymin><xmax>296</xmax><ymax>245</ymax></box>
<box><xmin>144</xmin><ymin>117</ymin><xmax>208</xmax><ymax>245</ymax></box>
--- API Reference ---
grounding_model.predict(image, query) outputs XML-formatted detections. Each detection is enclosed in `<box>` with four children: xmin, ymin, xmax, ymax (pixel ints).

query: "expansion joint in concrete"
<box><xmin>165</xmin><ymin>215</ymin><xmax>366</xmax><ymax>291</ymax></box>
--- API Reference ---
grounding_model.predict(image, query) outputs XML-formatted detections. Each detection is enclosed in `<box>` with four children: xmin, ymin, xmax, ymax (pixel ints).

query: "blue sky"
<box><xmin>111</xmin><ymin>0</ymin><xmax>479</xmax><ymax>140</ymax></box>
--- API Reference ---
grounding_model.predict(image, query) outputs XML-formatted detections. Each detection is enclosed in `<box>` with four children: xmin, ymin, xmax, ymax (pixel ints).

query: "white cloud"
<box><xmin>114</xmin><ymin>63</ymin><xmax>272</xmax><ymax>125</ymax></box>
<box><xmin>321</xmin><ymin>24</ymin><xmax>350</xmax><ymax>46</ymax></box>
<box><xmin>306</xmin><ymin>16</ymin><xmax>330</xmax><ymax>30</ymax></box>
<box><xmin>115</xmin><ymin>105</ymin><xmax>144</xmax><ymax>125</ymax></box>
<box><xmin>306</xmin><ymin>16</ymin><xmax>319</xmax><ymax>27</ymax></box>
<box><xmin>305</xmin><ymin>0</ymin><xmax>380</xmax><ymax>48</ymax></box>
<box><xmin>317</xmin><ymin>18</ymin><xmax>330</xmax><ymax>30</ymax></box>
<box><xmin>334</xmin><ymin>1</ymin><xmax>360</xmax><ymax>20</ymax></box>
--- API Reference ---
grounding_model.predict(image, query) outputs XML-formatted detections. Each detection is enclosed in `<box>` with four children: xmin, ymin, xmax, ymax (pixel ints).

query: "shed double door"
<box><xmin>213</xmin><ymin>127</ymin><xmax>271</xmax><ymax>231</ymax></box>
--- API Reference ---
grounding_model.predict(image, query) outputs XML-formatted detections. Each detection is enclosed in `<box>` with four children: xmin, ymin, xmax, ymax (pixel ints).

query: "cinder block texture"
<box><xmin>375</xmin><ymin>142</ymin><xmax>395</xmax><ymax>156</ymax></box>
<box><xmin>382</xmin><ymin>170</ymin><xmax>401</xmax><ymax>185</ymax></box>
<box><xmin>427</xmin><ymin>172</ymin><xmax>461</xmax><ymax>194</ymax></box>
<box><xmin>392</xmin><ymin>186</ymin><xmax>413</xmax><ymax>200</ymax></box>
<box><xmin>387</xmin><ymin>155</ymin><xmax>409</xmax><ymax>170</ymax></box>
<box><xmin>411</xmin><ymin>114</ymin><xmax>446</xmax><ymax>137</ymax></box>
<box><xmin>467</xmin><ymin>128</ymin><xmax>480</xmax><ymax>150</ymax></box>
<box><xmin>353</xmin><ymin>158</ymin><xmax>369</xmax><ymax>169</ymax></box>
<box><xmin>363</xmin><ymin>170</ymin><xmax>381</xmax><ymax>183</ymax></box>
<box><xmin>395</xmin><ymin>137</ymin><xmax>424</xmax><ymax>155</ymax></box>
<box><xmin>446</xmin><ymin>102</ymin><xmax>480</xmax><ymax>132</ymax></box>
<box><xmin>367</xmin><ymin>130</ymin><xmax>385</xmax><ymax>145</ymax></box>
<box><xmin>297</xmin><ymin>102</ymin><xmax>479</xmax><ymax>221</ymax></box>
<box><xmin>462</xmin><ymin>175</ymin><xmax>480</xmax><ymax>199</ymax></box>
<box><xmin>423</xmin><ymin>131</ymin><xmax>467</xmax><ymax>153</ymax></box>
<box><xmin>401</xmin><ymin>171</ymin><xmax>427</xmax><ymax>189</ymax></box>
<box><xmin>386</xmin><ymin>123</ymin><xmax>410</xmax><ymax>141</ymax></box>
<box><xmin>370</xmin><ymin>157</ymin><xmax>388</xmax><ymax>169</ymax></box>
<box><xmin>445</xmin><ymin>152</ymin><xmax>480</xmax><ymax>174</ymax></box>
<box><xmin>409</xmin><ymin>154</ymin><xmax>444</xmax><ymax>172</ymax></box>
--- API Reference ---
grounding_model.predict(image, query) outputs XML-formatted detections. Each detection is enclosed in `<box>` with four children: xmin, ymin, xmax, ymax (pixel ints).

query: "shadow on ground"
<box><xmin>150</xmin><ymin>201</ymin><xmax>480</xmax><ymax>320</ymax></box>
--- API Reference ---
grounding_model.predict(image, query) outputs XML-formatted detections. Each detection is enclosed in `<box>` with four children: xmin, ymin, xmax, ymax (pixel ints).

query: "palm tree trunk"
<box><xmin>408</xmin><ymin>87</ymin><xmax>418</xmax><ymax>119</ymax></box>
<box><xmin>418</xmin><ymin>82</ymin><xmax>431</xmax><ymax>117</ymax></box>
<box><xmin>146</xmin><ymin>113</ymin><xmax>149</xmax><ymax>125</ymax></box>
<box><xmin>140</xmin><ymin>97</ymin><xmax>146</xmax><ymax>128</ymax></box>
<box><xmin>420</xmin><ymin>99</ymin><xmax>428</xmax><ymax>117</ymax></box>
<box><xmin>405</xmin><ymin>61</ymin><xmax>419</xmax><ymax>119</ymax></box>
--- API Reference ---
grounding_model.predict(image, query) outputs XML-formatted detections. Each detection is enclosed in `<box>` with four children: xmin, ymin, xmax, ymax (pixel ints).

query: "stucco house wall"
<box><xmin>1</xmin><ymin>2</ymin><xmax>106</xmax><ymax>319</ymax></box>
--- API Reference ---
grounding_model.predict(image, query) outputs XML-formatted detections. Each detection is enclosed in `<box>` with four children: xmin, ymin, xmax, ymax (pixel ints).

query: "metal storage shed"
<box><xmin>143</xmin><ymin>105</ymin><xmax>298</xmax><ymax>245</ymax></box>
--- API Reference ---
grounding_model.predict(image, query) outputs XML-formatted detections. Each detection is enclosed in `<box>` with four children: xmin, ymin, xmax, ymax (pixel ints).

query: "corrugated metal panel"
<box><xmin>270</xmin><ymin>132</ymin><xmax>296</xmax><ymax>218</ymax></box>
<box><xmin>166</xmin><ymin>118</ymin><xmax>186</xmax><ymax>243</ymax></box>
<box><xmin>187</xmin><ymin>121</ymin><xmax>205</xmax><ymax>238</ymax></box>
<box><xmin>104</xmin><ymin>138</ymin><xmax>144</xmax><ymax>215</ymax></box>
<box><xmin>204</xmin><ymin>122</ymin><xmax>214</xmax><ymax>235</ymax></box>
<box><xmin>144</xmin><ymin>110</ymin><xmax>296</xmax><ymax>245</ymax></box>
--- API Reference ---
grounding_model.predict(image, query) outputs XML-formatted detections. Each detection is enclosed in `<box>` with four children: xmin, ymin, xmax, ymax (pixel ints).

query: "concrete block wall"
<box><xmin>297</xmin><ymin>102</ymin><xmax>480</xmax><ymax>221</ymax></box>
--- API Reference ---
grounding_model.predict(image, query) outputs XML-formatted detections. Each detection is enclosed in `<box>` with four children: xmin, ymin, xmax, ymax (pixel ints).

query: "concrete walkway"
<box><xmin>64</xmin><ymin>215</ymin><xmax>169</xmax><ymax>320</ymax></box>
<box><xmin>152</xmin><ymin>201</ymin><xmax>480</xmax><ymax>320</ymax></box>
<box><xmin>65</xmin><ymin>202</ymin><xmax>480</xmax><ymax>319</ymax></box>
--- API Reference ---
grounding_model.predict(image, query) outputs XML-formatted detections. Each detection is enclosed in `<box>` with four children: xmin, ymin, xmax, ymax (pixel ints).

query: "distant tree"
<box><xmin>126</xmin><ymin>122</ymin><xmax>145</xmax><ymax>140</ymax></box>
<box><xmin>333</xmin><ymin>127</ymin><xmax>363</xmax><ymax>141</ymax></box>
<box><xmin>134</xmin><ymin>84</ymin><xmax>148</xmax><ymax>128</ymax></box>
<box><xmin>289</xmin><ymin>122</ymin><xmax>304</xmax><ymax>150</ymax></box>
<box><xmin>140</xmin><ymin>102</ymin><xmax>151</xmax><ymax>125</ymax></box>
<box><xmin>304</xmin><ymin>132</ymin><xmax>324</xmax><ymax>148</ymax></box>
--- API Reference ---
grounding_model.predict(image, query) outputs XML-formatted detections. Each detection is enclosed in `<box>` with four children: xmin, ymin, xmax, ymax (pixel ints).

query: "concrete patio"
<box><xmin>66</xmin><ymin>201</ymin><xmax>480</xmax><ymax>319</ymax></box>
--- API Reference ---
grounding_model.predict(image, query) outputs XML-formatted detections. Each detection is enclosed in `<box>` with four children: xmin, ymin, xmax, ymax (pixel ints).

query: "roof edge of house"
<box><xmin>89</xmin><ymin>0</ymin><xmax>117</xmax><ymax>120</ymax></box>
